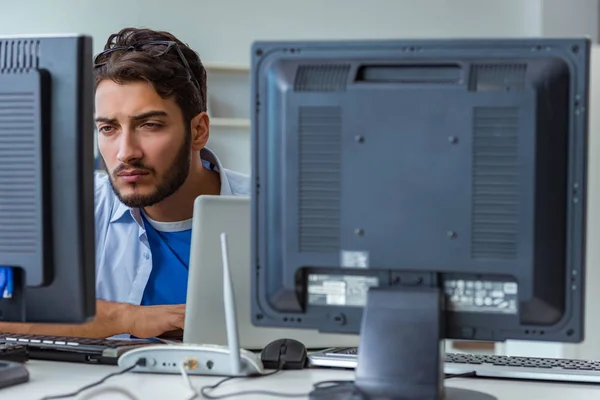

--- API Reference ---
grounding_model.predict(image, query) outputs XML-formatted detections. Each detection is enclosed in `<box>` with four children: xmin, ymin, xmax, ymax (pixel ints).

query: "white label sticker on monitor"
<box><xmin>444</xmin><ymin>279</ymin><xmax>518</xmax><ymax>314</ymax></box>
<box><xmin>307</xmin><ymin>274</ymin><xmax>379</xmax><ymax>307</ymax></box>
<box><xmin>340</xmin><ymin>251</ymin><xmax>369</xmax><ymax>268</ymax></box>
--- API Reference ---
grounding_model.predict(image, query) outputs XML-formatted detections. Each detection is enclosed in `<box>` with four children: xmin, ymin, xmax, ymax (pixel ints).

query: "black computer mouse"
<box><xmin>260</xmin><ymin>338</ymin><xmax>307</xmax><ymax>370</ymax></box>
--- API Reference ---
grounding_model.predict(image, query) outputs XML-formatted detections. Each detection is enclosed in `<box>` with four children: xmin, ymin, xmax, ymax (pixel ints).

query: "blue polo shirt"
<box><xmin>139</xmin><ymin>212</ymin><xmax>192</xmax><ymax>305</ymax></box>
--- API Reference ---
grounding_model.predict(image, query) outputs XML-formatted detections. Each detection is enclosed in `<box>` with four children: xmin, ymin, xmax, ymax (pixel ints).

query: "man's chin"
<box><xmin>108</xmin><ymin>175</ymin><xmax>161</xmax><ymax>208</ymax></box>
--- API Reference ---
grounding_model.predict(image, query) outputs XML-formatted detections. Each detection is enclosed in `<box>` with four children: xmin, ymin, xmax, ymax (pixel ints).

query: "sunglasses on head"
<box><xmin>93</xmin><ymin>40</ymin><xmax>202</xmax><ymax>90</ymax></box>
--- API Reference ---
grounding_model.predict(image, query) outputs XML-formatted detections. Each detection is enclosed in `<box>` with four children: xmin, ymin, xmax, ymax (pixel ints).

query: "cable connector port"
<box><xmin>136</xmin><ymin>357</ymin><xmax>147</xmax><ymax>367</ymax></box>
<box><xmin>183</xmin><ymin>357</ymin><xmax>198</xmax><ymax>370</ymax></box>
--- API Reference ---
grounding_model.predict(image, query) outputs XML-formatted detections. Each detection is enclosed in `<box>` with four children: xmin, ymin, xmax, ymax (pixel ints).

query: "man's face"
<box><xmin>95</xmin><ymin>80</ymin><xmax>191</xmax><ymax>208</ymax></box>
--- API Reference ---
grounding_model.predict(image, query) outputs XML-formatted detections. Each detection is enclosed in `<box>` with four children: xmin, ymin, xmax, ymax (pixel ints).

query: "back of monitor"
<box><xmin>184</xmin><ymin>195</ymin><xmax>359</xmax><ymax>350</ymax></box>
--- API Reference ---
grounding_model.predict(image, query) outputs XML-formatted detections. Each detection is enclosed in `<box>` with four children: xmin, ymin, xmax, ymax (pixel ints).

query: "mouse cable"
<box><xmin>39</xmin><ymin>358</ymin><xmax>147</xmax><ymax>400</ymax></box>
<box><xmin>187</xmin><ymin>369</ymin><xmax>477</xmax><ymax>400</ymax></box>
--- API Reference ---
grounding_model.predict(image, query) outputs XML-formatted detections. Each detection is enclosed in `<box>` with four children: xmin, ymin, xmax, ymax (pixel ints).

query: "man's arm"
<box><xmin>0</xmin><ymin>300</ymin><xmax>130</xmax><ymax>338</ymax></box>
<box><xmin>0</xmin><ymin>300</ymin><xmax>186</xmax><ymax>339</ymax></box>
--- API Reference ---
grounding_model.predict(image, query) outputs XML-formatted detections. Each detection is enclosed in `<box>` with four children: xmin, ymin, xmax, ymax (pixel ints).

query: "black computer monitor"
<box><xmin>0</xmin><ymin>35</ymin><xmax>96</xmax><ymax>323</ymax></box>
<box><xmin>250</xmin><ymin>39</ymin><xmax>590</xmax><ymax>400</ymax></box>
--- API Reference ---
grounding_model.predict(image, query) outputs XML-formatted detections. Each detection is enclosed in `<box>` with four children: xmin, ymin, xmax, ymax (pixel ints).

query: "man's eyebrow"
<box><xmin>131</xmin><ymin>111</ymin><xmax>169</xmax><ymax>121</ymax></box>
<box><xmin>94</xmin><ymin>116</ymin><xmax>116</xmax><ymax>124</ymax></box>
<box><xmin>94</xmin><ymin>111</ymin><xmax>169</xmax><ymax>124</ymax></box>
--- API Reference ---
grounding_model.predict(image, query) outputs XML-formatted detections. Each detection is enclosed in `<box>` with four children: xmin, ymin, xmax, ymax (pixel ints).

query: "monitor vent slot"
<box><xmin>0</xmin><ymin>91</ymin><xmax>38</xmax><ymax>254</ymax></box>
<box><xmin>0</xmin><ymin>40</ymin><xmax>40</xmax><ymax>71</ymax></box>
<box><xmin>355</xmin><ymin>64</ymin><xmax>462</xmax><ymax>84</ymax></box>
<box><xmin>298</xmin><ymin>106</ymin><xmax>341</xmax><ymax>253</ymax></box>
<box><xmin>469</xmin><ymin>64</ymin><xmax>527</xmax><ymax>92</ymax></box>
<box><xmin>294</xmin><ymin>65</ymin><xmax>350</xmax><ymax>92</ymax></box>
<box><xmin>471</xmin><ymin>107</ymin><xmax>519</xmax><ymax>259</ymax></box>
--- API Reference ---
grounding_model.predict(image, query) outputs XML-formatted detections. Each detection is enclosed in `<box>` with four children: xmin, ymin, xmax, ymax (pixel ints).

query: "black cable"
<box><xmin>197</xmin><ymin>375</ymin><xmax>365</xmax><ymax>400</ymax></box>
<box><xmin>39</xmin><ymin>359</ymin><xmax>146</xmax><ymax>400</ymax></box>
<box><xmin>188</xmin><ymin>370</ymin><xmax>290</xmax><ymax>400</ymax></box>
<box><xmin>199</xmin><ymin>385</ymin><xmax>308</xmax><ymax>399</ymax></box>
<box><xmin>41</xmin><ymin>353</ymin><xmax>474</xmax><ymax>400</ymax></box>
<box><xmin>195</xmin><ymin>370</ymin><xmax>478</xmax><ymax>400</ymax></box>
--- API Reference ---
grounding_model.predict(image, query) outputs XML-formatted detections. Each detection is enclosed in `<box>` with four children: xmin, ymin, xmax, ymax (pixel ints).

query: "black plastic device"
<box><xmin>0</xmin><ymin>35</ymin><xmax>96</xmax><ymax>323</ymax></box>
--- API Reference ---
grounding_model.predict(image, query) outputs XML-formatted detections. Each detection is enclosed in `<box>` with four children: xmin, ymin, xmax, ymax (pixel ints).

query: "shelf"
<box><xmin>205</xmin><ymin>63</ymin><xmax>249</xmax><ymax>72</ymax></box>
<box><xmin>210</xmin><ymin>117</ymin><xmax>250</xmax><ymax>128</ymax></box>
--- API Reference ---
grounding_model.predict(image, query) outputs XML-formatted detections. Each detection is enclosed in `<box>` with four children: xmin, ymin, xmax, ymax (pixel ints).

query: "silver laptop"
<box><xmin>183</xmin><ymin>195</ymin><xmax>359</xmax><ymax>350</ymax></box>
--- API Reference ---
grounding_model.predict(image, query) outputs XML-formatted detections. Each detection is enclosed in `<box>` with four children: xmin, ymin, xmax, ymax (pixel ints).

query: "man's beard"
<box><xmin>105</xmin><ymin>131</ymin><xmax>192</xmax><ymax>208</ymax></box>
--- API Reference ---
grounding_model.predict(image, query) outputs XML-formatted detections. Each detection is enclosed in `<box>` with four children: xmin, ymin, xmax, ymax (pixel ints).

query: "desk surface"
<box><xmin>2</xmin><ymin>360</ymin><xmax>600</xmax><ymax>400</ymax></box>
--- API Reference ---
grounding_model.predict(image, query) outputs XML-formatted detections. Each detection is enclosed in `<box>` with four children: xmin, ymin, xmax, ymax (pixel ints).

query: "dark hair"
<box><xmin>93</xmin><ymin>27</ymin><xmax>207</xmax><ymax>123</ymax></box>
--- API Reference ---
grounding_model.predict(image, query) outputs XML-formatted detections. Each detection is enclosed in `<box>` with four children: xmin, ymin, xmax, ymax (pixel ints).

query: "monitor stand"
<box><xmin>309</xmin><ymin>286</ymin><xmax>497</xmax><ymax>400</ymax></box>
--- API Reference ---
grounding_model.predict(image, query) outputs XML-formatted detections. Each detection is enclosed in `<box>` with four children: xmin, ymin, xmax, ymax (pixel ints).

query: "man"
<box><xmin>0</xmin><ymin>27</ymin><xmax>249</xmax><ymax>338</ymax></box>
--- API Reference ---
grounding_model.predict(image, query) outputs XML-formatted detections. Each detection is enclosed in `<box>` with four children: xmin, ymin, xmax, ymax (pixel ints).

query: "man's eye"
<box><xmin>143</xmin><ymin>123</ymin><xmax>161</xmax><ymax>129</ymax></box>
<box><xmin>98</xmin><ymin>126</ymin><xmax>114</xmax><ymax>134</ymax></box>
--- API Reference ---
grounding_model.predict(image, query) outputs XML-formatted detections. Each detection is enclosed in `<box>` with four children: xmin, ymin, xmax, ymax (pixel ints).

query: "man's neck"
<box><xmin>142</xmin><ymin>165</ymin><xmax>221</xmax><ymax>222</ymax></box>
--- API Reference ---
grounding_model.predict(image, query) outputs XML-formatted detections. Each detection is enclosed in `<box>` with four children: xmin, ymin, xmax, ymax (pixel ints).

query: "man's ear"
<box><xmin>190</xmin><ymin>112</ymin><xmax>210</xmax><ymax>150</ymax></box>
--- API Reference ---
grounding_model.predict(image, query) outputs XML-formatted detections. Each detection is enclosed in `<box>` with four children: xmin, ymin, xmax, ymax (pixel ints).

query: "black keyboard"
<box><xmin>308</xmin><ymin>347</ymin><xmax>600</xmax><ymax>384</ymax></box>
<box><xmin>0</xmin><ymin>333</ymin><xmax>157</xmax><ymax>365</ymax></box>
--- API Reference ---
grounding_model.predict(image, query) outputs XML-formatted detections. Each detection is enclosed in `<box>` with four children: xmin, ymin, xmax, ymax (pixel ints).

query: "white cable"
<box><xmin>179</xmin><ymin>360</ymin><xmax>204</xmax><ymax>399</ymax></box>
<box><xmin>78</xmin><ymin>385</ymin><xmax>141</xmax><ymax>400</ymax></box>
<box><xmin>179</xmin><ymin>361</ymin><xmax>196</xmax><ymax>393</ymax></box>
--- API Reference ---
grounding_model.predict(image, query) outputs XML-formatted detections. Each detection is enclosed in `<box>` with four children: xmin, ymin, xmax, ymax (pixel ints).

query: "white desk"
<box><xmin>2</xmin><ymin>360</ymin><xmax>600</xmax><ymax>400</ymax></box>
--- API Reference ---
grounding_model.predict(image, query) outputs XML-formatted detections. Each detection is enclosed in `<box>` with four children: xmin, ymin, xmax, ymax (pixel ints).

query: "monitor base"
<box><xmin>309</xmin><ymin>384</ymin><xmax>497</xmax><ymax>400</ymax></box>
<box><xmin>310</xmin><ymin>286</ymin><xmax>498</xmax><ymax>400</ymax></box>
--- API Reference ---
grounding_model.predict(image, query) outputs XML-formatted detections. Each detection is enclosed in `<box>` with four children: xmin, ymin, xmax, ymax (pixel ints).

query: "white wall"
<box><xmin>1</xmin><ymin>0</ymin><xmax>591</xmax><ymax>64</ymax></box>
<box><xmin>540</xmin><ymin>0</ymin><xmax>599</xmax><ymax>40</ymax></box>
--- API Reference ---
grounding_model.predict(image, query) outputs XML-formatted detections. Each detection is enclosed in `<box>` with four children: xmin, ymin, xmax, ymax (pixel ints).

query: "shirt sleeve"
<box><xmin>94</xmin><ymin>171</ymin><xmax>113</xmax><ymax>277</ymax></box>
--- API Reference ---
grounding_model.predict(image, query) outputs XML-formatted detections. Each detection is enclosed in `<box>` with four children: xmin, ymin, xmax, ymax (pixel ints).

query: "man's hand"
<box><xmin>0</xmin><ymin>301</ymin><xmax>186</xmax><ymax>339</ymax></box>
<box><xmin>124</xmin><ymin>304</ymin><xmax>186</xmax><ymax>338</ymax></box>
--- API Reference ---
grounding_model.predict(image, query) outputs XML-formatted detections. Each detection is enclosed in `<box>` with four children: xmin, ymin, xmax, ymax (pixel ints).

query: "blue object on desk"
<box><xmin>0</xmin><ymin>267</ymin><xmax>14</xmax><ymax>299</ymax></box>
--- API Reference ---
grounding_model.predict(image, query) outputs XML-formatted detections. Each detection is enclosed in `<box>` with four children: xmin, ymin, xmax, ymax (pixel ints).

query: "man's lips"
<box><xmin>118</xmin><ymin>169</ymin><xmax>149</xmax><ymax>177</ymax></box>
<box><xmin>117</xmin><ymin>169</ymin><xmax>150</xmax><ymax>183</ymax></box>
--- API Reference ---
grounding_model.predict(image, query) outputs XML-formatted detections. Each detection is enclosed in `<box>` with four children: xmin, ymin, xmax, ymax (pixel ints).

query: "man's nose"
<box><xmin>116</xmin><ymin>130</ymin><xmax>143</xmax><ymax>164</ymax></box>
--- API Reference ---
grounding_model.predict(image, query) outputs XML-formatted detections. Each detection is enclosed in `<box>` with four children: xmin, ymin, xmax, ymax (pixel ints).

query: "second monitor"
<box><xmin>250</xmin><ymin>39</ymin><xmax>590</xmax><ymax>399</ymax></box>
<box><xmin>0</xmin><ymin>35</ymin><xmax>96</xmax><ymax>323</ymax></box>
